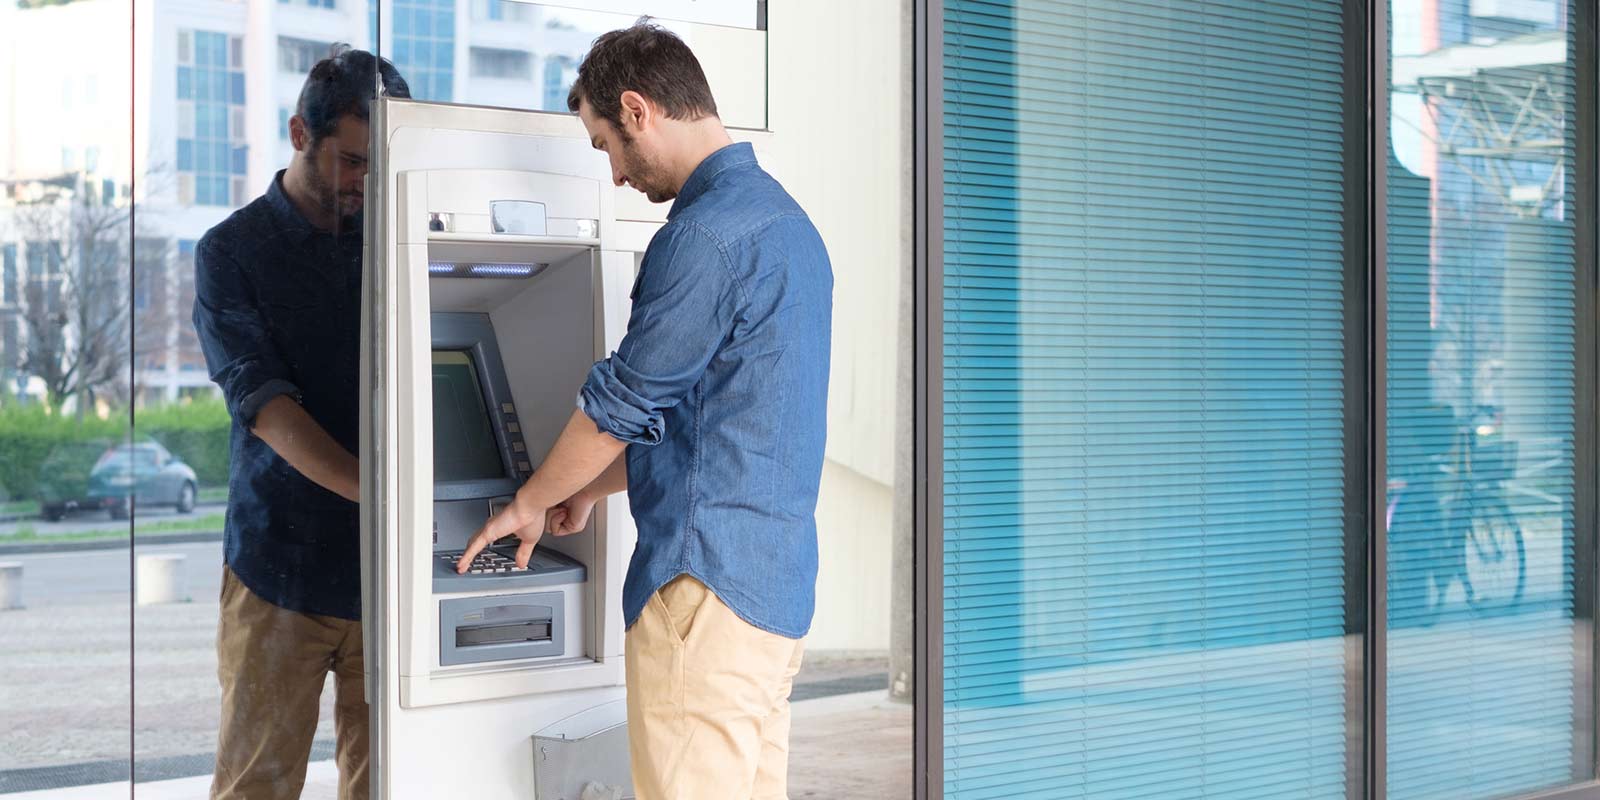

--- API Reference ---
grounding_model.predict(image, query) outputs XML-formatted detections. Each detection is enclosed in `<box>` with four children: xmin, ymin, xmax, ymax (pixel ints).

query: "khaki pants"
<box><xmin>211</xmin><ymin>567</ymin><xmax>369</xmax><ymax>800</ymax></box>
<box><xmin>625</xmin><ymin>575</ymin><xmax>806</xmax><ymax>800</ymax></box>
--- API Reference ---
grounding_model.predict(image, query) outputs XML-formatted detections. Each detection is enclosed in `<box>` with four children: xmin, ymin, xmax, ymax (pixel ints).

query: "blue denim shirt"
<box><xmin>580</xmin><ymin>143</ymin><xmax>833</xmax><ymax>639</ymax></box>
<box><xmin>192</xmin><ymin>172</ymin><xmax>364</xmax><ymax>620</ymax></box>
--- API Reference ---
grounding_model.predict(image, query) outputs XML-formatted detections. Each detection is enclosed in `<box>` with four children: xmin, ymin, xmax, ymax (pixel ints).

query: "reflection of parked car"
<box><xmin>39</xmin><ymin>441</ymin><xmax>199</xmax><ymax>521</ymax></box>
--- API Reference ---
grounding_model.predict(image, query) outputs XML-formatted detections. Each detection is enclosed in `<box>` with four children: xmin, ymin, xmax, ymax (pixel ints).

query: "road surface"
<box><xmin>0</xmin><ymin>503</ymin><xmax>225</xmax><ymax>540</ymax></box>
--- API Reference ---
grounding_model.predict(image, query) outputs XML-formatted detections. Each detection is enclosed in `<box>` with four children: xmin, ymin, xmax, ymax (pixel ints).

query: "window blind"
<box><xmin>942</xmin><ymin>2</ymin><xmax>1352</xmax><ymax>797</ymax></box>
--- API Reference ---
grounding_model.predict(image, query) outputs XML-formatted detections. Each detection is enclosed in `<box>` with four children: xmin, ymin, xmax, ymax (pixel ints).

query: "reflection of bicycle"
<box><xmin>1387</xmin><ymin>408</ymin><xmax>1526</xmax><ymax>626</ymax></box>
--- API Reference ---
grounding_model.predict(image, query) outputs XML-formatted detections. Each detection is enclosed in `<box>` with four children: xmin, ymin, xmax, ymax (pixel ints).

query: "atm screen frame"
<box><xmin>430</xmin><ymin>312</ymin><xmax>525</xmax><ymax>502</ymax></box>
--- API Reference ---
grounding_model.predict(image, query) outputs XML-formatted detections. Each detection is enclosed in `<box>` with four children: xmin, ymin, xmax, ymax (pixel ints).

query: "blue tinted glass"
<box><xmin>179</xmin><ymin>240</ymin><xmax>197</xmax><ymax>257</ymax></box>
<box><xmin>230</xmin><ymin>72</ymin><xmax>245</xmax><ymax>104</ymax></box>
<box><xmin>942</xmin><ymin>1</ymin><xmax>1351</xmax><ymax>797</ymax></box>
<box><xmin>231</xmin><ymin>146</ymin><xmax>247</xmax><ymax>175</ymax></box>
<box><xmin>177</xmin><ymin>66</ymin><xmax>192</xmax><ymax>100</ymax></box>
<box><xmin>177</xmin><ymin>139</ymin><xmax>193</xmax><ymax>171</ymax></box>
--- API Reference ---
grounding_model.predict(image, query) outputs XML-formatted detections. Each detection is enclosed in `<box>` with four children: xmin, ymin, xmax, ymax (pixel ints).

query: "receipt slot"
<box><xmin>361</xmin><ymin>99</ymin><xmax>644</xmax><ymax>799</ymax></box>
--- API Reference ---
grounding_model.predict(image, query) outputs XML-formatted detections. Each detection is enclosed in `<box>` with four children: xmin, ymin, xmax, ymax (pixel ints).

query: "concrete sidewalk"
<box><xmin>1</xmin><ymin>691</ymin><xmax>914</xmax><ymax>799</ymax></box>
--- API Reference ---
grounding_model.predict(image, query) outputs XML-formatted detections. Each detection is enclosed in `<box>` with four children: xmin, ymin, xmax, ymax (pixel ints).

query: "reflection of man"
<box><xmin>456</xmin><ymin>23</ymin><xmax>833</xmax><ymax>800</ymax></box>
<box><xmin>192</xmin><ymin>47</ymin><xmax>408</xmax><ymax>800</ymax></box>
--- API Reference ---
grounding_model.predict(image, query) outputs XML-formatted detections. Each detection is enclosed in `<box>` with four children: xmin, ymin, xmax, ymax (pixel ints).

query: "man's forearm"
<box><xmin>516</xmin><ymin>409</ymin><xmax>627</xmax><ymax>515</ymax></box>
<box><xmin>252</xmin><ymin>394</ymin><xmax>360</xmax><ymax>502</ymax></box>
<box><xmin>578</xmin><ymin>453</ymin><xmax>628</xmax><ymax>501</ymax></box>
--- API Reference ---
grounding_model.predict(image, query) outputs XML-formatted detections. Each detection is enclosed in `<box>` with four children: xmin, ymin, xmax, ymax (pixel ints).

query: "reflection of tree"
<box><xmin>14</xmin><ymin>179</ymin><xmax>131</xmax><ymax>417</ymax></box>
<box><xmin>132</xmin><ymin>236</ymin><xmax>176</xmax><ymax>397</ymax></box>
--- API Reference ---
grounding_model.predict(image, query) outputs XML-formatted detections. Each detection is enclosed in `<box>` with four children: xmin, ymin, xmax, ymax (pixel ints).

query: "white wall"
<box><xmin>753</xmin><ymin>0</ymin><xmax>908</xmax><ymax>651</ymax></box>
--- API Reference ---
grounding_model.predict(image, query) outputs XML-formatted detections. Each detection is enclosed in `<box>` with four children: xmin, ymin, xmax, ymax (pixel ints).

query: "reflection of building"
<box><xmin>0</xmin><ymin>0</ymin><xmax>607</xmax><ymax>405</ymax></box>
<box><xmin>1390</xmin><ymin>1</ymin><xmax>1568</xmax><ymax>430</ymax></box>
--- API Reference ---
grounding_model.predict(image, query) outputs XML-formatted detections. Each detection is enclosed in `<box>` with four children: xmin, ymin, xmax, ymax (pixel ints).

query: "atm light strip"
<box><xmin>427</xmin><ymin>262</ymin><xmax>549</xmax><ymax>279</ymax></box>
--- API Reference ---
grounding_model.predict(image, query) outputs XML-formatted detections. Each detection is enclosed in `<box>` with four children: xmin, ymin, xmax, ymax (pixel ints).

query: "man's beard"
<box><xmin>307</xmin><ymin>159</ymin><xmax>362</xmax><ymax>222</ymax></box>
<box><xmin>619</xmin><ymin>140</ymin><xmax>676</xmax><ymax>204</ymax></box>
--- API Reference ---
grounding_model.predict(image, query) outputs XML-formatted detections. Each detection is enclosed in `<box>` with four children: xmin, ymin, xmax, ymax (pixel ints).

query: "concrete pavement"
<box><xmin>0</xmin><ymin>693</ymin><xmax>914</xmax><ymax>799</ymax></box>
<box><xmin>0</xmin><ymin>542</ymin><xmax>904</xmax><ymax>796</ymax></box>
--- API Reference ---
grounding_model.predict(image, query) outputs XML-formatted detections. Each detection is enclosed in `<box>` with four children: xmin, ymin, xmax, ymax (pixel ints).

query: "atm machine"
<box><xmin>360</xmin><ymin>97</ymin><xmax>645</xmax><ymax>799</ymax></box>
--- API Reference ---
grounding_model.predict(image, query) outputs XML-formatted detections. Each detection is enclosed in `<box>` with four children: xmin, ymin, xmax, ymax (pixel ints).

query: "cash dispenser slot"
<box><xmin>457</xmin><ymin>619</ymin><xmax>552</xmax><ymax>647</ymax></box>
<box><xmin>440</xmin><ymin>593</ymin><xmax>565</xmax><ymax>666</ymax></box>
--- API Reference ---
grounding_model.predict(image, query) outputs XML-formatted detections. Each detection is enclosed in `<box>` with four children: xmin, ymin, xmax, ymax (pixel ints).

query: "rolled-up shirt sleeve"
<box><xmin>580</xmin><ymin>221</ymin><xmax>741</xmax><ymax>445</ymax></box>
<box><xmin>191</xmin><ymin>237</ymin><xmax>300</xmax><ymax>428</ymax></box>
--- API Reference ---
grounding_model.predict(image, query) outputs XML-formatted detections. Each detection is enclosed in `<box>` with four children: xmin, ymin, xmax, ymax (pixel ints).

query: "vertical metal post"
<box><xmin>1368</xmin><ymin>0</ymin><xmax>1390</xmax><ymax>794</ymax></box>
<box><xmin>913</xmin><ymin>0</ymin><xmax>945</xmax><ymax>796</ymax></box>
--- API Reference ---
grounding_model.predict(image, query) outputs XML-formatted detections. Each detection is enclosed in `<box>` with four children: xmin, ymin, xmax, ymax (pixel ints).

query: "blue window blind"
<box><xmin>1384</xmin><ymin>2</ymin><xmax>1580</xmax><ymax>797</ymax></box>
<box><xmin>942</xmin><ymin>2</ymin><xmax>1351</xmax><ymax>797</ymax></box>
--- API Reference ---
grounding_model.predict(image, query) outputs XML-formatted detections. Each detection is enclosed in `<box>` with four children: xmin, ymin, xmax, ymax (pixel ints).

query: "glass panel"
<box><xmin>941</xmin><ymin>1</ymin><xmax>1355</xmax><ymax>797</ymax></box>
<box><xmin>1385</xmin><ymin>1</ymin><xmax>1589</xmax><ymax>797</ymax></box>
<box><xmin>129</xmin><ymin>0</ymin><xmax>381</xmax><ymax>794</ymax></box>
<box><xmin>374</xmin><ymin>1</ymin><xmax>765</xmax><ymax>125</ymax></box>
<box><xmin>0</xmin><ymin>0</ymin><xmax>135</xmax><ymax>793</ymax></box>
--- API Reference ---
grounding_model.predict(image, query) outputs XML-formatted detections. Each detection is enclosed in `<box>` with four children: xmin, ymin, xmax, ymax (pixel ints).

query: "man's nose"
<box><xmin>612</xmin><ymin>170</ymin><xmax>626</xmax><ymax>188</ymax></box>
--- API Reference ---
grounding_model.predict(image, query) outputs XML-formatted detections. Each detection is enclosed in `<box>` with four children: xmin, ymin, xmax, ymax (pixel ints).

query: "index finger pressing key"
<box><xmin>456</xmin><ymin>529</ymin><xmax>496</xmax><ymax>573</ymax></box>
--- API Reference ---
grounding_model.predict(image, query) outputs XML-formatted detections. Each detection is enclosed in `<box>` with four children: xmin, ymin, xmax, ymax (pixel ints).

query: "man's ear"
<box><xmin>288</xmin><ymin>115</ymin><xmax>311</xmax><ymax>153</ymax></box>
<box><xmin>618</xmin><ymin>90</ymin><xmax>652</xmax><ymax>136</ymax></box>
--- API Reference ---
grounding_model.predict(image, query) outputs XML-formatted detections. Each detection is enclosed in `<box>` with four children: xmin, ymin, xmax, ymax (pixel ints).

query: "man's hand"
<box><xmin>456</xmin><ymin>409</ymin><xmax>627</xmax><ymax>573</ymax></box>
<box><xmin>547</xmin><ymin>492</ymin><xmax>599</xmax><ymax>537</ymax></box>
<box><xmin>456</xmin><ymin>498</ymin><xmax>549</xmax><ymax>573</ymax></box>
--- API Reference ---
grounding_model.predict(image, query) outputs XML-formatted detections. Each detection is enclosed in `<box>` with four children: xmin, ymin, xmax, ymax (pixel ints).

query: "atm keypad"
<box><xmin>439</xmin><ymin>549</ymin><xmax>531</xmax><ymax>574</ymax></box>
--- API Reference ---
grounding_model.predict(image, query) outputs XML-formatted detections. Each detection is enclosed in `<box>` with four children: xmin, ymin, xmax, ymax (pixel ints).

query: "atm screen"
<box><xmin>432</xmin><ymin>350</ymin><xmax>507</xmax><ymax>483</ymax></box>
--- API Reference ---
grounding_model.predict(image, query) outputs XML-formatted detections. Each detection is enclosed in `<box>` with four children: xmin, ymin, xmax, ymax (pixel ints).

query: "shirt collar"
<box><xmin>667</xmin><ymin>142</ymin><xmax>757</xmax><ymax>221</ymax></box>
<box><xmin>265</xmin><ymin>169</ymin><xmax>362</xmax><ymax>242</ymax></box>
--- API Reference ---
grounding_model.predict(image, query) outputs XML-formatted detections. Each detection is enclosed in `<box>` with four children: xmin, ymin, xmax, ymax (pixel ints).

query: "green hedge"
<box><xmin>134</xmin><ymin>400</ymin><xmax>233</xmax><ymax>486</ymax></box>
<box><xmin>0</xmin><ymin>400</ymin><xmax>233</xmax><ymax>503</ymax></box>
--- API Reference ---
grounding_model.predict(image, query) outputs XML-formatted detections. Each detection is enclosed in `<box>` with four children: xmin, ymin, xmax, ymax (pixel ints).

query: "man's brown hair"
<box><xmin>567</xmin><ymin>22</ymin><xmax>719</xmax><ymax>139</ymax></box>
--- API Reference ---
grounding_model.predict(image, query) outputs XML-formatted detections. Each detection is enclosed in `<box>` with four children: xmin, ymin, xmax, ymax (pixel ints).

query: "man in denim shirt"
<box><xmin>192</xmin><ymin>49</ymin><xmax>408</xmax><ymax>800</ymax></box>
<box><xmin>456</xmin><ymin>23</ymin><xmax>832</xmax><ymax>800</ymax></box>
